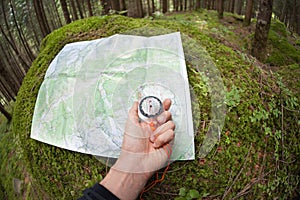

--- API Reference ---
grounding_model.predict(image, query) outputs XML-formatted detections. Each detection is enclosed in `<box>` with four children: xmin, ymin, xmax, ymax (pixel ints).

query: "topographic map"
<box><xmin>31</xmin><ymin>32</ymin><xmax>195</xmax><ymax>160</ymax></box>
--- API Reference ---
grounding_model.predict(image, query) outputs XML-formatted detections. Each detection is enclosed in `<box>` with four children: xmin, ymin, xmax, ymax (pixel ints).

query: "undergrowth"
<box><xmin>11</xmin><ymin>13</ymin><xmax>300</xmax><ymax>200</ymax></box>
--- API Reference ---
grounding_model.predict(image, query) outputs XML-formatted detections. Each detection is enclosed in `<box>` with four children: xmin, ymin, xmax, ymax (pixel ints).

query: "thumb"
<box><xmin>128</xmin><ymin>101</ymin><xmax>139</xmax><ymax>125</ymax></box>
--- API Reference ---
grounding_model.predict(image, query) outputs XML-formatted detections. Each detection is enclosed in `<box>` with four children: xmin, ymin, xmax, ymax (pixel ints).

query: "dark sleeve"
<box><xmin>78</xmin><ymin>183</ymin><xmax>120</xmax><ymax>200</ymax></box>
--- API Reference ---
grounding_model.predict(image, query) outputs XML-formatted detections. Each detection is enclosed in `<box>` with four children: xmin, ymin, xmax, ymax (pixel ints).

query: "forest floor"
<box><xmin>0</xmin><ymin>10</ymin><xmax>299</xmax><ymax>200</ymax></box>
<box><xmin>162</xmin><ymin>10</ymin><xmax>300</xmax><ymax>98</ymax></box>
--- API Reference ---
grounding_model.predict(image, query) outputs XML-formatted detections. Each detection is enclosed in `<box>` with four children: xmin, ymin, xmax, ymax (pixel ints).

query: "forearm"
<box><xmin>100</xmin><ymin>168</ymin><xmax>148</xmax><ymax>200</ymax></box>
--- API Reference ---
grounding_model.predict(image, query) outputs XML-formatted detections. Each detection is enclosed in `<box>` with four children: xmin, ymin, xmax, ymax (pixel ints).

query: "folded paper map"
<box><xmin>31</xmin><ymin>32</ymin><xmax>195</xmax><ymax>160</ymax></box>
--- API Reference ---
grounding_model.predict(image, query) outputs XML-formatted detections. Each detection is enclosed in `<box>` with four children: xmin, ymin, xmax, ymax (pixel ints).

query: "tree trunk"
<box><xmin>206</xmin><ymin>0</ymin><xmax>212</xmax><ymax>9</ymax></box>
<box><xmin>0</xmin><ymin>25</ymin><xmax>30</xmax><ymax>72</ymax></box>
<box><xmin>244</xmin><ymin>0</ymin><xmax>253</xmax><ymax>26</ymax></box>
<box><xmin>9</xmin><ymin>0</ymin><xmax>36</xmax><ymax>63</ymax></box>
<box><xmin>184</xmin><ymin>0</ymin><xmax>187</xmax><ymax>10</ymax></box>
<box><xmin>179</xmin><ymin>0</ymin><xmax>183</xmax><ymax>10</ymax></box>
<box><xmin>297</xmin><ymin>0</ymin><xmax>300</xmax><ymax>35</ymax></box>
<box><xmin>290</xmin><ymin>0</ymin><xmax>297</xmax><ymax>32</ymax></box>
<box><xmin>173</xmin><ymin>0</ymin><xmax>178</xmax><ymax>11</ymax></box>
<box><xmin>189</xmin><ymin>0</ymin><xmax>194</xmax><ymax>10</ymax></box>
<box><xmin>151</xmin><ymin>0</ymin><xmax>155</xmax><ymax>12</ymax></box>
<box><xmin>26</xmin><ymin>0</ymin><xmax>42</xmax><ymax>48</ymax></box>
<box><xmin>52</xmin><ymin>0</ymin><xmax>63</xmax><ymax>26</ymax></box>
<box><xmin>119</xmin><ymin>0</ymin><xmax>126</xmax><ymax>11</ymax></box>
<box><xmin>217</xmin><ymin>0</ymin><xmax>224</xmax><ymax>19</ymax></box>
<box><xmin>147</xmin><ymin>0</ymin><xmax>151</xmax><ymax>15</ymax></box>
<box><xmin>229</xmin><ymin>0</ymin><xmax>235</xmax><ymax>13</ymax></box>
<box><xmin>76</xmin><ymin>0</ymin><xmax>84</xmax><ymax>18</ymax></box>
<box><xmin>111</xmin><ymin>0</ymin><xmax>121</xmax><ymax>11</ymax></box>
<box><xmin>0</xmin><ymin>42</ymin><xmax>25</xmax><ymax>86</ymax></box>
<box><xmin>162</xmin><ymin>0</ymin><xmax>168</xmax><ymax>13</ymax></box>
<box><xmin>33</xmin><ymin>0</ymin><xmax>51</xmax><ymax>37</ymax></box>
<box><xmin>234</xmin><ymin>0</ymin><xmax>243</xmax><ymax>14</ymax></box>
<box><xmin>87</xmin><ymin>0</ymin><xmax>93</xmax><ymax>16</ymax></box>
<box><xmin>128</xmin><ymin>0</ymin><xmax>143</xmax><ymax>18</ymax></box>
<box><xmin>60</xmin><ymin>0</ymin><xmax>71</xmax><ymax>24</ymax></box>
<box><xmin>202</xmin><ymin>0</ymin><xmax>207</xmax><ymax>8</ymax></box>
<box><xmin>70</xmin><ymin>0</ymin><xmax>79</xmax><ymax>20</ymax></box>
<box><xmin>0</xmin><ymin>103</ymin><xmax>12</xmax><ymax>121</ymax></box>
<box><xmin>212</xmin><ymin>0</ymin><xmax>216</xmax><ymax>10</ymax></box>
<box><xmin>195</xmin><ymin>0</ymin><xmax>201</xmax><ymax>9</ymax></box>
<box><xmin>0</xmin><ymin>78</ymin><xmax>16</xmax><ymax>102</ymax></box>
<box><xmin>251</xmin><ymin>0</ymin><xmax>273</xmax><ymax>61</ymax></box>
<box><xmin>101</xmin><ymin>0</ymin><xmax>110</xmax><ymax>15</ymax></box>
<box><xmin>0</xmin><ymin>56</ymin><xmax>19</xmax><ymax>100</ymax></box>
<box><xmin>279</xmin><ymin>0</ymin><xmax>287</xmax><ymax>22</ymax></box>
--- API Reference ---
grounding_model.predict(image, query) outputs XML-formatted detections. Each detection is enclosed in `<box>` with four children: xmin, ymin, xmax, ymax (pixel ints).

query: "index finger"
<box><xmin>163</xmin><ymin>98</ymin><xmax>172</xmax><ymax>111</ymax></box>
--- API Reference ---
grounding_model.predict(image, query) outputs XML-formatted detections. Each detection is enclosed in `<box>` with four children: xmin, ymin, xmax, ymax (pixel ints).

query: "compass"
<box><xmin>138</xmin><ymin>96</ymin><xmax>163</xmax><ymax>121</ymax></box>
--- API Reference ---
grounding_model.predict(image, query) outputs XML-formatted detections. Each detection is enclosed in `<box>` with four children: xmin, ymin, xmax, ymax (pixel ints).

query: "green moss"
<box><xmin>277</xmin><ymin>64</ymin><xmax>300</xmax><ymax>99</ymax></box>
<box><xmin>266</xmin><ymin>19</ymin><xmax>300</xmax><ymax>66</ymax></box>
<box><xmin>270</xmin><ymin>20</ymin><xmax>288</xmax><ymax>38</ymax></box>
<box><xmin>266</xmin><ymin>30</ymin><xmax>300</xmax><ymax>66</ymax></box>
<box><xmin>12</xmin><ymin>15</ymin><xmax>300</xmax><ymax>199</ymax></box>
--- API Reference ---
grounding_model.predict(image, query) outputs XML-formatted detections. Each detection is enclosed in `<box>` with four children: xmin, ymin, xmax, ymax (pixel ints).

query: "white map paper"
<box><xmin>31</xmin><ymin>32</ymin><xmax>195</xmax><ymax>160</ymax></box>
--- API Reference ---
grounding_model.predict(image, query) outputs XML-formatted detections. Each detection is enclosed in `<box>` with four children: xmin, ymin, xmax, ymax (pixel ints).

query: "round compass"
<box><xmin>138</xmin><ymin>96</ymin><xmax>163</xmax><ymax>121</ymax></box>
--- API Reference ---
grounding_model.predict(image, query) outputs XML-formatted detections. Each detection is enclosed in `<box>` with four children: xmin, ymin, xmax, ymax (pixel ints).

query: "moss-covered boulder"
<box><xmin>13</xmin><ymin>15</ymin><xmax>300</xmax><ymax>199</ymax></box>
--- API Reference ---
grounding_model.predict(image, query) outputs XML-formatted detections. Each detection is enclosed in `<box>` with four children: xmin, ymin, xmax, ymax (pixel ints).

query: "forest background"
<box><xmin>0</xmin><ymin>0</ymin><xmax>300</xmax><ymax>118</ymax></box>
<box><xmin>0</xmin><ymin>0</ymin><xmax>300</xmax><ymax>199</ymax></box>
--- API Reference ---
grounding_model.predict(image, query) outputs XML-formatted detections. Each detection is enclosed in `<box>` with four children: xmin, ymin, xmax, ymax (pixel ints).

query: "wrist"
<box><xmin>100</xmin><ymin>167</ymin><xmax>149</xmax><ymax>200</ymax></box>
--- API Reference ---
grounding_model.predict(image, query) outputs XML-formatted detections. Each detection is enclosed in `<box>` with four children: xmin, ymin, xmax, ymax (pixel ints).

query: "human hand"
<box><xmin>113</xmin><ymin>98</ymin><xmax>175</xmax><ymax>174</ymax></box>
<box><xmin>100</xmin><ymin>99</ymin><xmax>175</xmax><ymax>200</ymax></box>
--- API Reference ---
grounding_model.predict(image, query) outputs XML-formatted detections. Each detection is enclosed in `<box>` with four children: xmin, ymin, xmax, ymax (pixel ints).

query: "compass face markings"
<box><xmin>138</xmin><ymin>96</ymin><xmax>163</xmax><ymax>119</ymax></box>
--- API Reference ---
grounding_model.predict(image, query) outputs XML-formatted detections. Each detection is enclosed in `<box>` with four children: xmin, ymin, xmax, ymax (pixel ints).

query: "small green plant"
<box><xmin>225</xmin><ymin>85</ymin><xmax>242</xmax><ymax>109</ymax></box>
<box><xmin>175</xmin><ymin>187</ymin><xmax>203</xmax><ymax>200</ymax></box>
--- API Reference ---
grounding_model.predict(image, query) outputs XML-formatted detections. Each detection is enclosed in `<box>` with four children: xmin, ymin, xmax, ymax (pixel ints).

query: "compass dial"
<box><xmin>138</xmin><ymin>96</ymin><xmax>163</xmax><ymax>120</ymax></box>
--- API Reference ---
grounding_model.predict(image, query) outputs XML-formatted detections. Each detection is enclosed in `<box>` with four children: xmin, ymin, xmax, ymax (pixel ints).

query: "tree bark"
<box><xmin>76</xmin><ymin>0</ymin><xmax>84</xmax><ymax>18</ymax></box>
<box><xmin>33</xmin><ymin>0</ymin><xmax>51</xmax><ymax>36</ymax></box>
<box><xmin>119</xmin><ymin>0</ymin><xmax>126</xmax><ymax>11</ymax></box>
<box><xmin>26</xmin><ymin>0</ymin><xmax>42</xmax><ymax>48</ymax></box>
<box><xmin>0</xmin><ymin>53</ymin><xmax>19</xmax><ymax>99</ymax></box>
<box><xmin>147</xmin><ymin>0</ymin><xmax>151</xmax><ymax>15</ymax></box>
<box><xmin>195</xmin><ymin>0</ymin><xmax>201</xmax><ymax>9</ymax></box>
<box><xmin>234</xmin><ymin>0</ymin><xmax>243</xmax><ymax>14</ymax></box>
<box><xmin>0</xmin><ymin>25</ymin><xmax>30</xmax><ymax>72</ymax></box>
<box><xmin>179</xmin><ymin>0</ymin><xmax>183</xmax><ymax>10</ymax></box>
<box><xmin>9</xmin><ymin>0</ymin><xmax>36</xmax><ymax>63</ymax></box>
<box><xmin>279</xmin><ymin>0</ymin><xmax>287</xmax><ymax>22</ymax></box>
<box><xmin>163</xmin><ymin>0</ymin><xmax>168</xmax><ymax>13</ymax></box>
<box><xmin>203</xmin><ymin>0</ymin><xmax>207</xmax><ymax>8</ymax></box>
<box><xmin>60</xmin><ymin>0</ymin><xmax>71</xmax><ymax>24</ymax></box>
<box><xmin>151</xmin><ymin>0</ymin><xmax>155</xmax><ymax>12</ymax></box>
<box><xmin>206</xmin><ymin>0</ymin><xmax>212</xmax><ymax>9</ymax></box>
<box><xmin>229</xmin><ymin>0</ymin><xmax>235</xmax><ymax>13</ymax></box>
<box><xmin>289</xmin><ymin>0</ymin><xmax>298</xmax><ymax>32</ymax></box>
<box><xmin>251</xmin><ymin>0</ymin><xmax>273</xmax><ymax>61</ymax></box>
<box><xmin>101</xmin><ymin>0</ymin><xmax>110</xmax><ymax>15</ymax></box>
<box><xmin>297</xmin><ymin>0</ymin><xmax>300</xmax><ymax>35</ymax></box>
<box><xmin>51</xmin><ymin>0</ymin><xmax>63</xmax><ymax>26</ymax></box>
<box><xmin>87</xmin><ymin>0</ymin><xmax>93</xmax><ymax>16</ymax></box>
<box><xmin>173</xmin><ymin>0</ymin><xmax>179</xmax><ymax>11</ymax></box>
<box><xmin>244</xmin><ymin>0</ymin><xmax>253</xmax><ymax>26</ymax></box>
<box><xmin>128</xmin><ymin>0</ymin><xmax>143</xmax><ymax>18</ymax></box>
<box><xmin>217</xmin><ymin>0</ymin><xmax>224</xmax><ymax>19</ymax></box>
<box><xmin>111</xmin><ymin>0</ymin><xmax>121</xmax><ymax>11</ymax></box>
<box><xmin>183</xmin><ymin>0</ymin><xmax>187</xmax><ymax>10</ymax></box>
<box><xmin>0</xmin><ymin>103</ymin><xmax>12</xmax><ymax>121</ymax></box>
<box><xmin>70</xmin><ymin>0</ymin><xmax>79</xmax><ymax>20</ymax></box>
